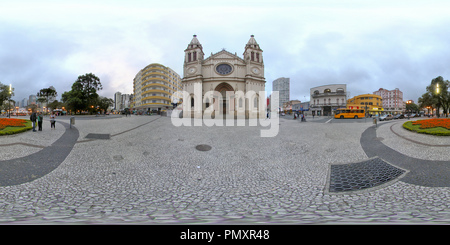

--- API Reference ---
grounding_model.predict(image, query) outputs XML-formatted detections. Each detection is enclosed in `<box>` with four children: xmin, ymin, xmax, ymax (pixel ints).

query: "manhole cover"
<box><xmin>195</xmin><ymin>144</ymin><xmax>212</xmax><ymax>151</ymax></box>
<box><xmin>85</xmin><ymin>133</ymin><xmax>110</xmax><ymax>139</ymax></box>
<box><xmin>328</xmin><ymin>157</ymin><xmax>406</xmax><ymax>193</ymax></box>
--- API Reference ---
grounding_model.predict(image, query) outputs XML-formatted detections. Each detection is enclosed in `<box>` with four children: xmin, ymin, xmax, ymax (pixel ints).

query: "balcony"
<box><xmin>310</xmin><ymin>103</ymin><xmax>346</xmax><ymax>108</ymax></box>
<box><xmin>311</xmin><ymin>92</ymin><xmax>346</xmax><ymax>98</ymax></box>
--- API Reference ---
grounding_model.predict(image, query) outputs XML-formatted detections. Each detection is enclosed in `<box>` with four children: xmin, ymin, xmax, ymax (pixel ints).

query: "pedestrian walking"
<box><xmin>30</xmin><ymin>111</ymin><xmax>37</xmax><ymax>132</ymax></box>
<box><xmin>37</xmin><ymin>112</ymin><xmax>43</xmax><ymax>131</ymax></box>
<box><xmin>50</xmin><ymin>112</ymin><xmax>56</xmax><ymax>129</ymax></box>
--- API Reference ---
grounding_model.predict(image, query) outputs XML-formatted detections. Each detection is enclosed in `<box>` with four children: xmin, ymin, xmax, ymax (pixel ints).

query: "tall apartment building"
<box><xmin>29</xmin><ymin>95</ymin><xmax>37</xmax><ymax>105</ymax></box>
<box><xmin>272</xmin><ymin>77</ymin><xmax>290</xmax><ymax>110</ymax></box>
<box><xmin>133</xmin><ymin>63</ymin><xmax>182</xmax><ymax>113</ymax></box>
<box><xmin>114</xmin><ymin>92</ymin><xmax>132</xmax><ymax>111</ymax></box>
<box><xmin>373</xmin><ymin>88</ymin><xmax>404</xmax><ymax>114</ymax></box>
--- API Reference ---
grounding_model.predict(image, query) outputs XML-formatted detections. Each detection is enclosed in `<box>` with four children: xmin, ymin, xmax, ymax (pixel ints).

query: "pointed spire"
<box><xmin>190</xmin><ymin>34</ymin><xmax>200</xmax><ymax>45</ymax></box>
<box><xmin>247</xmin><ymin>35</ymin><xmax>257</xmax><ymax>45</ymax></box>
<box><xmin>245</xmin><ymin>35</ymin><xmax>260</xmax><ymax>50</ymax></box>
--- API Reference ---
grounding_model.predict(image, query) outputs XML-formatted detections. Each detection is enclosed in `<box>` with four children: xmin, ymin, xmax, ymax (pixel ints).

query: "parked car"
<box><xmin>379</xmin><ymin>114</ymin><xmax>393</xmax><ymax>121</ymax></box>
<box><xmin>393</xmin><ymin>114</ymin><xmax>404</xmax><ymax>119</ymax></box>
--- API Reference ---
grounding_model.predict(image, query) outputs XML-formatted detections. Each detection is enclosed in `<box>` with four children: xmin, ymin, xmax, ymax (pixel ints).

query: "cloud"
<box><xmin>2</xmin><ymin>0</ymin><xmax>450</xmax><ymax>106</ymax></box>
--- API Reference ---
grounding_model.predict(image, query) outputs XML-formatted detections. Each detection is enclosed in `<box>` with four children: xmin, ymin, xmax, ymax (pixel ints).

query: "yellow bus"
<box><xmin>334</xmin><ymin>108</ymin><xmax>365</xmax><ymax>119</ymax></box>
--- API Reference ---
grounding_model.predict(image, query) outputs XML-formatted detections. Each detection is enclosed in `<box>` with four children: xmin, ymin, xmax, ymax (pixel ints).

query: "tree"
<box><xmin>95</xmin><ymin>96</ymin><xmax>114</xmax><ymax>114</ymax></box>
<box><xmin>425</xmin><ymin>76</ymin><xmax>450</xmax><ymax>117</ymax></box>
<box><xmin>0</xmin><ymin>82</ymin><xmax>14</xmax><ymax>117</ymax></box>
<box><xmin>37</xmin><ymin>87</ymin><xmax>57</xmax><ymax>112</ymax></box>
<box><xmin>61</xmin><ymin>82</ymin><xmax>86</xmax><ymax>113</ymax></box>
<box><xmin>0</xmin><ymin>82</ymin><xmax>14</xmax><ymax>107</ymax></box>
<box><xmin>47</xmin><ymin>100</ymin><xmax>65</xmax><ymax>111</ymax></box>
<box><xmin>418</xmin><ymin>92</ymin><xmax>436</xmax><ymax>115</ymax></box>
<box><xmin>76</xmin><ymin>73</ymin><xmax>102</xmax><ymax>108</ymax></box>
<box><xmin>61</xmin><ymin>73</ymin><xmax>103</xmax><ymax>114</ymax></box>
<box><xmin>419</xmin><ymin>77</ymin><xmax>450</xmax><ymax>117</ymax></box>
<box><xmin>406</xmin><ymin>102</ymin><xmax>419</xmax><ymax>113</ymax></box>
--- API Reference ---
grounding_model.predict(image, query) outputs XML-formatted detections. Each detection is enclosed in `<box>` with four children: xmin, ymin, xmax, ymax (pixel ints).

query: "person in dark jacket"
<box><xmin>30</xmin><ymin>111</ymin><xmax>37</xmax><ymax>132</ymax></box>
<box><xmin>37</xmin><ymin>112</ymin><xmax>43</xmax><ymax>131</ymax></box>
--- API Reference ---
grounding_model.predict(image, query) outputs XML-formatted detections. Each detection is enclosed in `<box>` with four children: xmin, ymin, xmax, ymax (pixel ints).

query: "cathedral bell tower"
<box><xmin>243</xmin><ymin>35</ymin><xmax>264</xmax><ymax>77</ymax></box>
<box><xmin>184</xmin><ymin>35</ymin><xmax>204</xmax><ymax>77</ymax></box>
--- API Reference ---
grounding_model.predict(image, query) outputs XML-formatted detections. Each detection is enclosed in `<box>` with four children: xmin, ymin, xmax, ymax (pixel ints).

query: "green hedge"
<box><xmin>0</xmin><ymin>119</ymin><xmax>33</xmax><ymax>136</ymax></box>
<box><xmin>402</xmin><ymin>121</ymin><xmax>450</xmax><ymax>136</ymax></box>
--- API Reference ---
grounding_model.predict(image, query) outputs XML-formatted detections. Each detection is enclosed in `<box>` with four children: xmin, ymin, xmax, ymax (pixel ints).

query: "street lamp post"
<box><xmin>8</xmin><ymin>84</ymin><xmax>12</xmax><ymax>118</ymax></box>
<box><xmin>436</xmin><ymin>83</ymin><xmax>440</xmax><ymax>117</ymax></box>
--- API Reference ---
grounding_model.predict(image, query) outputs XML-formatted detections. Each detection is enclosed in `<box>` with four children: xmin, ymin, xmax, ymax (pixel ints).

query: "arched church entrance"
<box><xmin>214</xmin><ymin>82</ymin><xmax>234</xmax><ymax>117</ymax></box>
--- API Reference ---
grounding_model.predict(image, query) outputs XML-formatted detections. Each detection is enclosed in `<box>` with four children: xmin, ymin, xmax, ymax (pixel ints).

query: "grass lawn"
<box><xmin>403</xmin><ymin>119</ymin><xmax>450</xmax><ymax>136</ymax></box>
<box><xmin>0</xmin><ymin>118</ymin><xmax>33</xmax><ymax>136</ymax></box>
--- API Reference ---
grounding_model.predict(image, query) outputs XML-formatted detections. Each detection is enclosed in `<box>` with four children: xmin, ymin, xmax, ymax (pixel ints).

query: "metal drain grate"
<box><xmin>85</xmin><ymin>133</ymin><xmax>110</xmax><ymax>139</ymax></box>
<box><xmin>329</xmin><ymin>158</ymin><xmax>406</xmax><ymax>193</ymax></box>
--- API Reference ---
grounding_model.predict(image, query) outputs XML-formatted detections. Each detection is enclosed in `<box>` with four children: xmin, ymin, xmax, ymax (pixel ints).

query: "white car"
<box><xmin>379</xmin><ymin>114</ymin><xmax>393</xmax><ymax>121</ymax></box>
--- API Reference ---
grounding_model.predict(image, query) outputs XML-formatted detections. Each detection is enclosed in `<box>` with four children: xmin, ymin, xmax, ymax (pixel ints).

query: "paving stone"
<box><xmin>0</xmin><ymin>116</ymin><xmax>449</xmax><ymax>225</ymax></box>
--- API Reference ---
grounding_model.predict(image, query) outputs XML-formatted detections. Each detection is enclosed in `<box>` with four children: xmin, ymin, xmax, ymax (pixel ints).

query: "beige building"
<box><xmin>310</xmin><ymin>84</ymin><xmax>347</xmax><ymax>116</ymax></box>
<box><xmin>181</xmin><ymin>35</ymin><xmax>266</xmax><ymax>119</ymax></box>
<box><xmin>133</xmin><ymin>63</ymin><xmax>182</xmax><ymax>113</ymax></box>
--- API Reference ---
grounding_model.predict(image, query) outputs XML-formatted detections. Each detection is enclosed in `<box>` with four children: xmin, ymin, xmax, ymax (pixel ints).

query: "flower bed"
<box><xmin>0</xmin><ymin>118</ymin><xmax>32</xmax><ymax>135</ymax></box>
<box><xmin>403</xmin><ymin>118</ymin><xmax>450</xmax><ymax>136</ymax></box>
<box><xmin>412</xmin><ymin>118</ymin><xmax>450</xmax><ymax>130</ymax></box>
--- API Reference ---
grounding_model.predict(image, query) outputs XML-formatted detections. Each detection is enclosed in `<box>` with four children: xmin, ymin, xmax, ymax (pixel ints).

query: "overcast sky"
<box><xmin>1</xmin><ymin>0</ymin><xmax>450</xmax><ymax>105</ymax></box>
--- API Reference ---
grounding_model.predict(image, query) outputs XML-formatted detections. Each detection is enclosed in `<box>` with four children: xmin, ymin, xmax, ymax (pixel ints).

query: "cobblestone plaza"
<box><xmin>1</xmin><ymin>114</ymin><xmax>450</xmax><ymax>224</ymax></box>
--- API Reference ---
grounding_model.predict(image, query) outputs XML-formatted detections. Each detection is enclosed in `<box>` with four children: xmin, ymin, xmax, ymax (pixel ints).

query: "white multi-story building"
<box><xmin>373</xmin><ymin>88</ymin><xmax>404</xmax><ymax>114</ymax></box>
<box><xmin>310</xmin><ymin>84</ymin><xmax>347</xmax><ymax>116</ymax></box>
<box><xmin>273</xmin><ymin>77</ymin><xmax>290</xmax><ymax>110</ymax></box>
<box><xmin>133</xmin><ymin>63</ymin><xmax>182</xmax><ymax>113</ymax></box>
<box><xmin>114</xmin><ymin>92</ymin><xmax>133</xmax><ymax>112</ymax></box>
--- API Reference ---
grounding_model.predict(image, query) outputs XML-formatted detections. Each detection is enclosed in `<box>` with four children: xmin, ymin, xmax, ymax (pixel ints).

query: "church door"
<box><xmin>214</xmin><ymin>83</ymin><xmax>234</xmax><ymax>118</ymax></box>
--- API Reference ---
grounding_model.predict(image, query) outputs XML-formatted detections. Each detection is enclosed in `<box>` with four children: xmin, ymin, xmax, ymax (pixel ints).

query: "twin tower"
<box><xmin>180</xmin><ymin>35</ymin><xmax>267</xmax><ymax>119</ymax></box>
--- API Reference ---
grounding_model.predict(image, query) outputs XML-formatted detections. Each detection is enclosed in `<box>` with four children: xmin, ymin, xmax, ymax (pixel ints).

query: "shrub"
<box><xmin>0</xmin><ymin>118</ymin><xmax>32</xmax><ymax>135</ymax></box>
<box><xmin>403</xmin><ymin>119</ymin><xmax>450</xmax><ymax>136</ymax></box>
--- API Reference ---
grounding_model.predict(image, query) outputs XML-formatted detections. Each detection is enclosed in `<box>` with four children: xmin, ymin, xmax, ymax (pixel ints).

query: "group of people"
<box><xmin>294</xmin><ymin>112</ymin><xmax>306</xmax><ymax>122</ymax></box>
<box><xmin>29</xmin><ymin>112</ymin><xmax>56</xmax><ymax>132</ymax></box>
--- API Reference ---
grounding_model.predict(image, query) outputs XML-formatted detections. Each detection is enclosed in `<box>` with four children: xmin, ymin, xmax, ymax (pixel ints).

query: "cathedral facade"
<box><xmin>181</xmin><ymin>35</ymin><xmax>266</xmax><ymax>119</ymax></box>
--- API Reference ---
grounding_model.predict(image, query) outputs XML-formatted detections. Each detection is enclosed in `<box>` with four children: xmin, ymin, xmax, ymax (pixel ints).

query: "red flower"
<box><xmin>0</xmin><ymin>118</ymin><xmax>27</xmax><ymax>130</ymax></box>
<box><xmin>412</xmin><ymin>118</ymin><xmax>450</xmax><ymax>130</ymax></box>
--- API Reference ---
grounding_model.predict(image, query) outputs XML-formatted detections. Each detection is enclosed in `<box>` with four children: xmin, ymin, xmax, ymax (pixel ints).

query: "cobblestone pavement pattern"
<box><xmin>0</xmin><ymin>115</ymin><xmax>450</xmax><ymax>224</ymax></box>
